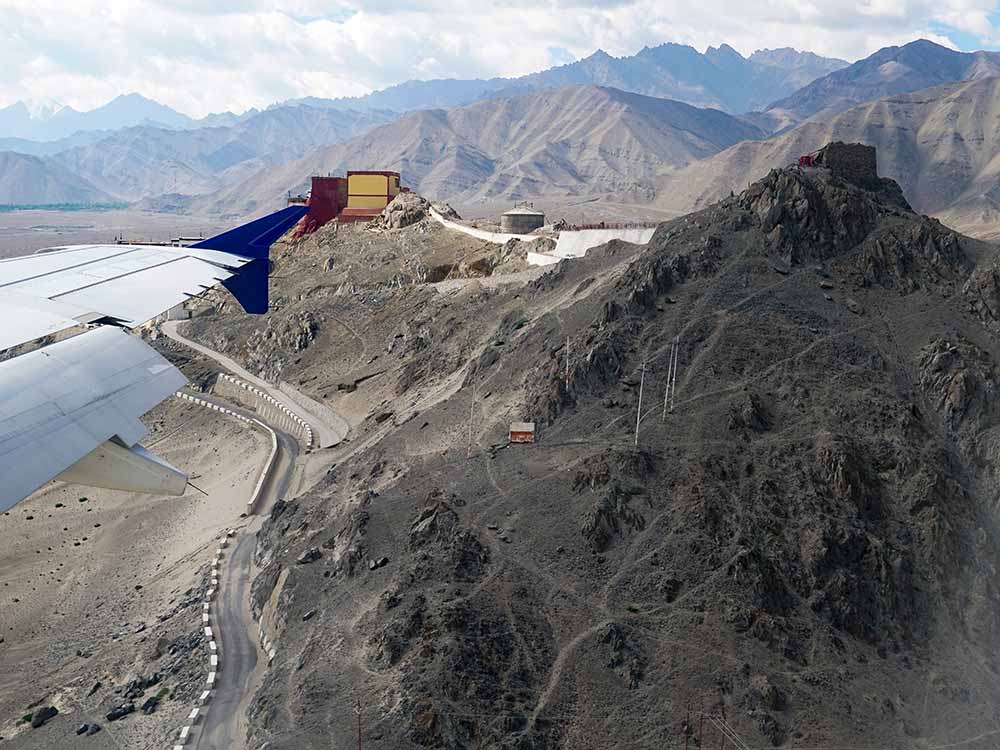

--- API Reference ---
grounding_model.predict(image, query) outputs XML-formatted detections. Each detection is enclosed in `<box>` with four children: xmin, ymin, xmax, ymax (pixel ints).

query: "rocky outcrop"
<box><xmin>244</xmin><ymin>311</ymin><xmax>318</xmax><ymax>380</ymax></box>
<box><xmin>918</xmin><ymin>337</ymin><xmax>1000</xmax><ymax>433</ymax></box>
<box><xmin>581</xmin><ymin>483</ymin><xmax>647</xmax><ymax>552</ymax></box>
<box><xmin>369</xmin><ymin>192</ymin><xmax>433</xmax><ymax>230</ymax></box>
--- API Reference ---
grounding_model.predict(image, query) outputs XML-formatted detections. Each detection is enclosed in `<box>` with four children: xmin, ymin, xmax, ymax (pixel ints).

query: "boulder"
<box><xmin>369</xmin><ymin>192</ymin><xmax>432</xmax><ymax>230</ymax></box>
<box><xmin>105</xmin><ymin>703</ymin><xmax>135</xmax><ymax>722</ymax></box>
<box><xmin>296</xmin><ymin>547</ymin><xmax>322</xmax><ymax>564</ymax></box>
<box><xmin>30</xmin><ymin>706</ymin><xmax>58</xmax><ymax>728</ymax></box>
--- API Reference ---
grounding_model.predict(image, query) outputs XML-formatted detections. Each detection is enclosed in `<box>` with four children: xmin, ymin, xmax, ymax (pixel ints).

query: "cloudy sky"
<box><xmin>1</xmin><ymin>0</ymin><xmax>998</xmax><ymax>116</ymax></box>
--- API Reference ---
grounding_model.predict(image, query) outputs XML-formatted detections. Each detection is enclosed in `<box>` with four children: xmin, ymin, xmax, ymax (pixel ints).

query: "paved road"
<box><xmin>162</xmin><ymin>320</ymin><xmax>349</xmax><ymax>448</ymax></box>
<box><xmin>188</xmin><ymin>398</ymin><xmax>298</xmax><ymax>750</ymax></box>
<box><xmin>167</xmin><ymin>355</ymin><xmax>305</xmax><ymax>750</ymax></box>
<box><xmin>196</xmin><ymin>533</ymin><xmax>257</xmax><ymax>750</ymax></box>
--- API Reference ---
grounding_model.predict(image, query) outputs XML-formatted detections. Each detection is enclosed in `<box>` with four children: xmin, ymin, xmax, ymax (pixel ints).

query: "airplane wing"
<box><xmin>0</xmin><ymin>205</ymin><xmax>307</xmax><ymax>512</ymax></box>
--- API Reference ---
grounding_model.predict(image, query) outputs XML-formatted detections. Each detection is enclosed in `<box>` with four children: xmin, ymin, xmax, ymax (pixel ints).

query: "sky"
<box><xmin>0</xmin><ymin>0</ymin><xmax>999</xmax><ymax>117</ymax></box>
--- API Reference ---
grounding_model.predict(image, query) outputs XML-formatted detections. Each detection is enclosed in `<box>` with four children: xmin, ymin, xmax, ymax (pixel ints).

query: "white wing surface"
<box><xmin>0</xmin><ymin>205</ymin><xmax>307</xmax><ymax>509</ymax></box>
<box><xmin>0</xmin><ymin>326</ymin><xmax>186</xmax><ymax>509</ymax></box>
<box><xmin>0</xmin><ymin>244</ymin><xmax>252</xmax><ymax>351</ymax></box>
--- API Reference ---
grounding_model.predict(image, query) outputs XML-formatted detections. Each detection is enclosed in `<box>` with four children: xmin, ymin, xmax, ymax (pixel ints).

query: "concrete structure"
<box><xmin>552</xmin><ymin>228</ymin><xmax>656</xmax><ymax>259</ymax></box>
<box><xmin>526</xmin><ymin>227</ymin><xmax>657</xmax><ymax>266</ymax></box>
<box><xmin>290</xmin><ymin>171</ymin><xmax>405</xmax><ymax>238</ymax></box>
<box><xmin>290</xmin><ymin>176</ymin><xmax>348</xmax><ymax>239</ymax></box>
<box><xmin>812</xmin><ymin>142</ymin><xmax>879</xmax><ymax>188</ymax></box>
<box><xmin>429</xmin><ymin>207</ymin><xmax>545</xmax><ymax>245</ymax></box>
<box><xmin>509</xmin><ymin>422</ymin><xmax>536</xmax><ymax>443</ymax></box>
<box><xmin>340</xmin><ymin>170</ymin><xmax>403</xmax><ymax>223</ymax></box>
<box><xmin>501</xmin><ymin>205</ymin><xmax>545</xmax><ymax>234</ymax></box>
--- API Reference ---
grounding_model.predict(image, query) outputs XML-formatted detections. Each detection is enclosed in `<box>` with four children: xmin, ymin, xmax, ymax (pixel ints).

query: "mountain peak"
<box><xmin>21</xmin><ymin>97</ymin><xmax>65</xmax><ymax>120</ymax></box>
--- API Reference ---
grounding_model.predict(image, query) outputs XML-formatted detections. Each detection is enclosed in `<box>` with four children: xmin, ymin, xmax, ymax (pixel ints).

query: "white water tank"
<box><xmin>501</xmin><ymin>205</ymin><xmax>545</xmax><ymax>234</ymax></box>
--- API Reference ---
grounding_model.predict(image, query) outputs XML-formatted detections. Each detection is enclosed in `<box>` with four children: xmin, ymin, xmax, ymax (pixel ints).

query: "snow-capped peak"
<box><xmin>21</xmin><ymin>97</ymin><xmax>66</xmax><ymax>120</ymax></box>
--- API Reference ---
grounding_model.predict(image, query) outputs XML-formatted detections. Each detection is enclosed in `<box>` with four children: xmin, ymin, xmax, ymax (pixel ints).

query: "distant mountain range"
<box><xmin>278</xmin><ymin>44</ymin><xmax>848</xmax><ymax>117</ymax></box>
<box><xmin>184</xmin><ymin>85</ymin><xmax>765</xmax><ymax>218</ymax></box>
<box><xmin>0</xmin><ymin>41</ymin><xmax>847</xmax><ymax>211</ymax></box>
<box><xmin>756</xmin><ymin>39</ymin><xmax>1000</xmax><ymax>132</ymax></box>
<box><xmin>9</xmin><ymin>37</ymin><xmax>1000</xmax><ymax>239</ymax></box>
<box><xmin>655</xmin><ymin>73</ymin><xmax>1000</xmax><ymax>240</ymax></box>
<box><xmin>0</xmin><ymin>93</ymin><xmax>255</xmax><ymax>141</ymax></box>
<box><xmin>0</xmin><ymin>44</ymin><xmax>845</xmax><ymax>146</ymax></box>
<box><xmin>48</xmin><ymin>106</ymin><xmax>394</xmax><ymax>201</ymax></box>
<box><xmin>0</xmin><ymin>151</ymin><xmax>113</xmax><ymax>205</ymax></box>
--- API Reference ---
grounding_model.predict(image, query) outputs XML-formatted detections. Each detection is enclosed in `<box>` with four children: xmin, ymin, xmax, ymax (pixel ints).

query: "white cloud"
<box><xmin>0</xmin><ymin>0</ymin><xmax>997</xmax><ymax>116</ymax></box>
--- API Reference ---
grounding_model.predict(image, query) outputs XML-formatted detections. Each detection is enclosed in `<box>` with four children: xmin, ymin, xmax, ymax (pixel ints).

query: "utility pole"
<box><xmin>355</xmin><ymin>697</ymin><xmax>363</xmax><ymax>750</ymax></box>
<box><xmin>467</xmin><ymin>334</ymin><xmax>479</xmax><ymax>459</ymax></box>
<box><xmin>634</xmin><ymin>359</ymin><xmax>646</xmax><ymax>448</ymax></box>
<box><xmin>684</xmin><ymin>704</ymin><xmax>691</xmax><ymax>750</ymax></box>
<box><xmin>467</xmin><ymin>373</ymin><xmax>477</xmax><ymax>459</ymax></box>
<box><xmin>670</xmin><ymin>336</ymin><xmax>680</xmax><ymax>413</ymax></box>
<box><xmin>663</xmin><ymin>338</ymin><xmax>676</xmax><ymax>422</ymax></box>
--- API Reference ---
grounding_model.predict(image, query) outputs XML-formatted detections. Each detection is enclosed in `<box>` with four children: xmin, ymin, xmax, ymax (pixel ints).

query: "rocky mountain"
<box><xmin>0</xmin><ymin>151</ymin><xmax>114</xmax><ymax>205</ymax></box>
<box><xmin>0</xmin><ymin>131</ymin><xmax>107</xmax><ymax>157</ymax></box>
<box><xmin>0</xmin><ymin>93</ymin><xmax>200</xmax><ymax>141</ymax></box>
<box><xmin>654</xmin><ymin>75</ymin><xmax>1000</xmax><ymax>239</ymax></box>
<box><xmin>758</xmin><ymin>39</ymin><xmax>1000</xmax><ymax>132</ymax></box>
<box><xmin>181</xmin><ymin>153</ymin><xmax>1000</xmax><ymax>749</ymax></box>
<box><xmin>46</xmin><ymin>105</ymin><xmax>394</xmax><ymax>201</ymax></box>
<box><xmin>282</xmin><ymin>44</ymin><xmax>848</xmax><ymax>116</ymax></box>
<box><xmin>188</xmin><ymin>85</ymin><xmax>766</xmax><ymax>218</ymax></box>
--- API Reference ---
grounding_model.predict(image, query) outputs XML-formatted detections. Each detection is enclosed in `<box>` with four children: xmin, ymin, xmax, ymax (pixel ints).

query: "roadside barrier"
<box><xmin>172</xmin><ymin>536</ymin><xmax>226</xmax><ymax>749</ymax></box>
<box><xmin>216</xmin><ymin>373</ymin><xmax>313</xmax><ymax>449</ymax></box>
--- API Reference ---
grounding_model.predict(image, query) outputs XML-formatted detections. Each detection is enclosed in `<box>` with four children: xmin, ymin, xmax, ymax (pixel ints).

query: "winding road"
<box><xmin>162</xmin><ymin>320</ymin><xmax>350</xmax><ymax>448</ymax></box>
<box><xmin>161</xmin><ymin>322</ymin><xmax>349</xmax><ymax>750</ymax></box>
<box><xmin>196</xmin><ymin>534</ymin><xmax>258</xmax><ymax>750</ymax></box>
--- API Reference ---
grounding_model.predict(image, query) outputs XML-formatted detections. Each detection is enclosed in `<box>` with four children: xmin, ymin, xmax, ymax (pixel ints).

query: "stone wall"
<box><xmin>816</xmin><ymin>142</ymin><xmax>879</xmax><ymax>188</ymax></box>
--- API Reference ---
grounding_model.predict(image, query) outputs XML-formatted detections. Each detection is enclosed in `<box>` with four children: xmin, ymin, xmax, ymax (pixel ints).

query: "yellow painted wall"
<box><xmin>348</xmin><ymin>173</ymin><xmax>388</xmax><ymax>196</ymax></box>
<box><xmin>347</xmin><ymin>194</ymin><xmax>391</xmax><ymax>209</ymax></box>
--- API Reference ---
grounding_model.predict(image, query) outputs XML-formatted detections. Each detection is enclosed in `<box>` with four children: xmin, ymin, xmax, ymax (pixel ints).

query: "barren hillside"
<box><xmin>0</xmin><ymin>151</ymin><xmax>114</xmax><ymax>206</ymax></box>
<box><xmin>182</xmin><ymin>164</ymin><xmax>1000</xmax><ymax>749</ymax></box>
<box><xmin>187</xmin><ymin>86</ymin><xmax>764</xmax><ymax>219</ymax></box>
<box><xmin>656</xmin><ymin>76</ymin><xmax>1000</xmax><ymax>239</ymax></box>
<box><xmin>758</xmin><ymin>39</ymin><xmax>1000</xmax><ymax>132</ymax></box>
<box><xmin>50</xmin><ymin>106</ymin><xmax>393</xmax><ymax>201</ymax></box>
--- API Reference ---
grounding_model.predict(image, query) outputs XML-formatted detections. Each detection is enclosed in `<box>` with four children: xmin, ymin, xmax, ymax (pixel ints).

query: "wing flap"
<box><xmin>0</xmin><ymin>326</ymin><xmax>186</xmax><ymax>510</ymax></box>
<box><xmin>51</xmin><ymin>255</ymin><xmax>234</xmax><ymax>324</ymax></box>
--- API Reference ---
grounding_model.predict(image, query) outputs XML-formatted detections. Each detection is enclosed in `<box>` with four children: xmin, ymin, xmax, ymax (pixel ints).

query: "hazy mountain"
<box><xmin>0</xmin><ymin>93</ymin><xmax>264</xmax><ymax>142</ymax></box>
<box><xmin>0</xmin><ymin>151</ymin><xmax>113</xmax><ymax>205</ymax></box>
<box><xmin>0</xmin><ymin>93</ymin><xmax>196</xmax><ymax>140</ymax></box>
<box><xmin>191</xmin><ymin>85</ymin><xmax>765</xmax><ymax>218</ymax></box>
<box><xmin>49</xmin><ymin>105</ymin><xmax>394</xmax><ymax>201</ymax></box>
<box><xmin>759</xmin><ymin>39</ymin><xmax>1000</xmax><ymax>131</ymax></box>
<box><xmin>0</xmin><ymin>131</ymin><xmax>107</xmax><ymax>157</ymax></box>
<box><xmin>280</xmin><ymin>44</ymin><xmax>848</xmax><ymax>116</ymax></box>
<box><xmin>654</xmin><ymin>75</ymin><xmax>1000</xmax><ymax>239</ymax></box>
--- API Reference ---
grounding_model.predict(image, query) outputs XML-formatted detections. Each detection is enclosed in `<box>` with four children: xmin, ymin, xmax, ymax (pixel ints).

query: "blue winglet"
<box><xmin>192</xmin><ymin>205</ymin><xmax>308</xmax><ymax>314</ymax></box>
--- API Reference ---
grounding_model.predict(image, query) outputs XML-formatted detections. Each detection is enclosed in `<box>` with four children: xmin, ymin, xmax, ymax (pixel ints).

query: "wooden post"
<box><xmin>356</xmin><ymin>697</ymin><xmax>362</xmax><ymax>750</ymax></box>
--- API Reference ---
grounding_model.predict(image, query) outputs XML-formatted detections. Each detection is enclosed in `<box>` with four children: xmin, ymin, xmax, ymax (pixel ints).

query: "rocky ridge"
<box><xmin>187</xmin><ymin>157</ymin><xmax>1000</xmax><ymax>749</ymax></box>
